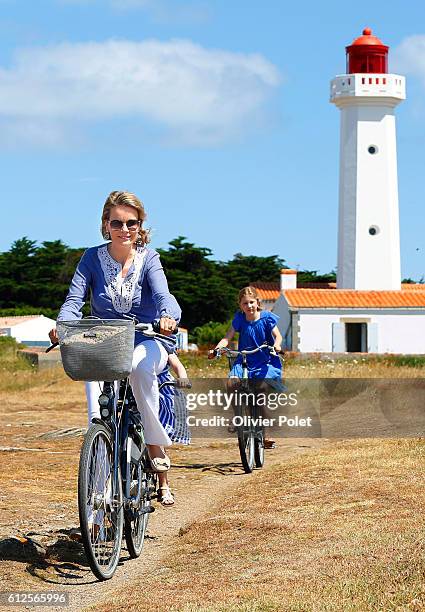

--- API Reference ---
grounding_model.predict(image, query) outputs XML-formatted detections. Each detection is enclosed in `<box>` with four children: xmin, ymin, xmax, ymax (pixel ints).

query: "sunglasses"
<box><xmin>109</xmin><ymin>219</ymin><xmax>141</xmax><ymax>231</ymax></box>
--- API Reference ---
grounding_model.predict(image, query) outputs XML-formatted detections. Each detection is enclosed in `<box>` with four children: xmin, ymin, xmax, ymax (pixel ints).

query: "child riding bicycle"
<box><xmin>210</xmin><ymin>286</ymin><xmax>284</xmax><ymax>448</ymax></box>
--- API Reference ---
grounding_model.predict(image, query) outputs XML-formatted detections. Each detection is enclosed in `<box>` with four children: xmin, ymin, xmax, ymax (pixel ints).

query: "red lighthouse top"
<box><xmin>346</xmin><ymin>28</ymin><xmax>388</xmax><ymax>74</ymax></box>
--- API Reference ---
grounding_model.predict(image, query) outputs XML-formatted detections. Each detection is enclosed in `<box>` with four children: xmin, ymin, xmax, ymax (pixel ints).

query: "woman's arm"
<box><xmin>271</xmin><ymin>325</ymin><xmax>282</xmax><ymax>352</ymax></box>
<box><xmin>49</xmin><ymin>251</ymin><xmax>92</xmax><ymax>343</ymax></box>
<box><xmin>57</xmin><ymin>250</ymin><xmax>92</xmax><ymax>321</ymax></box>
<box><xmin>146</xmin><ymin>252</ymin><xmax>181</xmax><ymax>323</ymax></box>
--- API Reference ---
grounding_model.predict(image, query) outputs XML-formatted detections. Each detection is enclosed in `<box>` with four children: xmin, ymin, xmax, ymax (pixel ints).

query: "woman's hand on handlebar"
<box><xmin>159</xmin><ymin>316</ymin><xmax>177</xmax><ymax>336</ymax></box>
<box><xmin>49</xmin><ymin>328</ymin><xmax>58</xmax><ymax>344</ymax></box>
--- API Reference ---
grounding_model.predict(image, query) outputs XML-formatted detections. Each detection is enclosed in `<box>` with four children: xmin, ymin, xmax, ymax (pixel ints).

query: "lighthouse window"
<box><xmin>368</xmin><ymin>145</ymin><xmax>378</xmax><ymax>155</ymax></box>
<box><xmin>369</xmin><ymin>225</ymin><xmax>380</xmax><ymax>236</ymax></box>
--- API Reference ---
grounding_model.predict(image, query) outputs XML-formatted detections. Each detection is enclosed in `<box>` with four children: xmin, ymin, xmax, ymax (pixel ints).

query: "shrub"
<box><xmin>192</xmin><ymin>320</ymin><xmax>234</xmax><ymax>348</ymax></box>
<box><xmin>0</xmin><ymin>336</ymin><xmax>21</xmax><ymax>357</ymax></box>
<box><xmin>381</xmin><ymin>354</ymin><xmax>425</xmax><ymax>368</ymax></box>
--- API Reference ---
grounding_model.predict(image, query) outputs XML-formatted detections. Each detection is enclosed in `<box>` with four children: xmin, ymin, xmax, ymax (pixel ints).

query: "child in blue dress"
<box><xmin>214</xmin><ymin>286</ymin><xmax>283</xmax><ymax>378</ymax></box>
<box><xmin>212</xmin><ymin>286</ymin><xmax>283</xmax><ymax>447</ymax></box>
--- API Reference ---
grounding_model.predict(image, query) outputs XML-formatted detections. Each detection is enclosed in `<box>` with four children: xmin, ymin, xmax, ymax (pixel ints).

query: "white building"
<box><xmin>262</xmin><ymin>28</ymin><xmax>425</xmax><ymax>354</ymax></box>
<box><xmin>0</xmin><ymin>315</ymin><xmax>56</xmax><ymax>347</ymax></box>
<box><xmin>176</xmin><ymin>326</ymin><xmax>189</xmax><ymax>351</ymax></box>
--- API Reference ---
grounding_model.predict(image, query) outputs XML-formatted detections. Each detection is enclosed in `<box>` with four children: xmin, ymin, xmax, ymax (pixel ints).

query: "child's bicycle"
<box><xmin>210</xmin><ymin>344</ymin><xmax>284</xmax><ymax>474</ymax></box>
<box><xmin>47</xmin><ymin>319</ymin><xmax>186</xmax><ymax>580</ymax></box>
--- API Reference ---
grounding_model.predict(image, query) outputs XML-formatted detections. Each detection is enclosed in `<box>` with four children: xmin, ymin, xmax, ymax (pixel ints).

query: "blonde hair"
<box><xmin>101</xmin><ymin>191</ymin><xmax>150</xmax><ymax>245</ymax></box>
<box><xmin>238</xmin><ymin>286</ymin><xmax>262</xmax><ymax>311</ymax></box>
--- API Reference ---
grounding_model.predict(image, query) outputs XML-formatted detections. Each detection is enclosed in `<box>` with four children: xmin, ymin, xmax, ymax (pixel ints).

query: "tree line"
<box><xmin>0</xmin><ymin>236</ymin><xmax>337</xmax><ymax>339</ymax></box>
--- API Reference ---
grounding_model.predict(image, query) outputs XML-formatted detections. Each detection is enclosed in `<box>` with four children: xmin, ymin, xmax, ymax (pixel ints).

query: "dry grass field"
<box><xmin>0</xmin><ymin>348</ymin><xmax>424</xmax><ymax>611</ymax></box>
<box><xmin>97</xmin><ymin>439</ymin><xmax>425</xmax><ymax>612</ymax></box>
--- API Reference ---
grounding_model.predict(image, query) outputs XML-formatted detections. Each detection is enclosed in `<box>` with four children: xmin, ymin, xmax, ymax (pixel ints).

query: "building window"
<box><xmin>368</xmin><ymin>145</ymin><xmax>378</xmax><ymax>154</ymax></box>
<box><xmin>369</xmin><ymin>225</ymin><xmax>380</xmax><ymax>236</ymax></box>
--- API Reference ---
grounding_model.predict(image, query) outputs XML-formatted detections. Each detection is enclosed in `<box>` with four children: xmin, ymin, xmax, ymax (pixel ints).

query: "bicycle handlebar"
<box><xmin>211</xmin><ymin>344</ymin><xmax>275</xmax><ymax>358</ymax></box>
<box><xmin>45</xmin><ymin>320</ymin><xmax>178</xmax><ymax>353</ymax></box>
<box><xmin>159</xmin><ymin>378</ymin><xmax>192</xmax><ymax>390</ymax></box>
<box><xmin>45</xmin><ymin>342</ymin><xmax>59</xmax><ymax>353</ymax></box>
<box><xmin>134</xmin><ymin>322</ymin><xmax>177</xmax><ymax>345</ymax></box>
<box><xmin>209</xmin><ymin>344</ymin><xmax>285</xmax><ymax>364</ymax></box>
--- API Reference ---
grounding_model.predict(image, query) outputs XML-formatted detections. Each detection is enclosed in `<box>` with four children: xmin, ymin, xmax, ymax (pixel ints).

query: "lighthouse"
<box><xmin>330</xmin><ymin>28</ymin><xmax>406</xmax><ymax>290</ymax></box>
<box><xmin>271</xmin><ymin>27</ymin><xmax>425</xmax><ymax>355</ymax></box>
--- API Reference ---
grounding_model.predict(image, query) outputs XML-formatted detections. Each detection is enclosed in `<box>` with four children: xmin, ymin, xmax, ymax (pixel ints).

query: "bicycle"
<box><xmin>47</xmin><ymin>320</ymin><xmax>183</xmax><ymax>580</ymax></box>
<box><xmin>210</xmin><ymin>344</ymin><xmax>284</xmax><ymax>474</ymax></box>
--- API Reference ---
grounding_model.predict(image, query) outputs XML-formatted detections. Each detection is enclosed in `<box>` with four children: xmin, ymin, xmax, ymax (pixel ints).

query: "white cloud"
<box><xmin>393</xmin><ymin>35</ymin><xmax>425</xmax><ymax>83</ymax></box>
<box><xmin>0</xmin><ymin>39</ymin><xmax>281</xmax><ymax>148</ymax></box>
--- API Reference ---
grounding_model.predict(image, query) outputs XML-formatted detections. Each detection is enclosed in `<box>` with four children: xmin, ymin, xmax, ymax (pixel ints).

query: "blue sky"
<box><xmin>1</xmin><ymin>0</ymin><xmax>424</xmax><ymax>279</ymax></box>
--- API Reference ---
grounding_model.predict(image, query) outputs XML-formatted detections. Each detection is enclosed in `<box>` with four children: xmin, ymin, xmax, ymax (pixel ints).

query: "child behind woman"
<box><xmin>211</xmin><ymin>286</ymin><xmax>284</xmax><ymax>448</ymax></box>
<box><xmin>213</xmin><ymin>286</ymin><xmax>283</xmax><ymax>381</ymax></box>
<box><xmin>158</xmin><ymin>352</ymin><xmax>191</xmax><ymax>447</ymax></box>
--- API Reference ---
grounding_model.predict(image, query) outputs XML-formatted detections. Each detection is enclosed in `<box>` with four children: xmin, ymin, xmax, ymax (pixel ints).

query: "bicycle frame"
<box><xmin>94</xmin><ymin>379</ymin><xmax>149</xmax><ymax>515</ymax></box>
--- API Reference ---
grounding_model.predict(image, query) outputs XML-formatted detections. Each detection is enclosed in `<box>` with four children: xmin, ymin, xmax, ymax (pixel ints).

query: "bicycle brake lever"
<box><xmin>45</xmin><ymin>342</ymin><xmax>59</xmax><ymax>353</ymax></box>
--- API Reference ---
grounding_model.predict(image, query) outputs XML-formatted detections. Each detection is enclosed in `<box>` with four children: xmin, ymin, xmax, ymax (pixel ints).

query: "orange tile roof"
<box><xmin>283</xmin><ymin>289</ymin><xmax>425</xmax><ymax>309</ymax></box>
<box><xmin>252</xmin><ymin>280</ymin><xmax>337</xmax><ymax>301</ymax></box>
<box><xmin>252</xmin><ymin>281</ymin><xmax>424</xmax><ymax>302</ymax></box>
<box><xmin>251</xmin><ymin>282</ymin><xmax>280</xmax><ymax>301</ymax></box>
<box><xmin>401</xmin><ymin>283</ymin><xmax>425</xmax><ymax>290</ymax></box>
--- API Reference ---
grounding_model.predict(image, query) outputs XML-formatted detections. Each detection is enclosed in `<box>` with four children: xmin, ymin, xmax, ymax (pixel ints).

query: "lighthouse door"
<box><xmin>346</xmin><ymin>323</ymin><xmax>367</xmax><ymax>352</ymax></box>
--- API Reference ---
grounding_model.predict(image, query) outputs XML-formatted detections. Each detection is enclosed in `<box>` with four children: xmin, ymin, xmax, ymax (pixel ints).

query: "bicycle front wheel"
<box><xmin>236</xmin><ymin>402</ymin><xmax>255</xmax><ymax>473</ymax></box>
<box><xmin>78</xmin><ymin>422</ymin><xmax>123</xmax><ymax>580</ymax></box>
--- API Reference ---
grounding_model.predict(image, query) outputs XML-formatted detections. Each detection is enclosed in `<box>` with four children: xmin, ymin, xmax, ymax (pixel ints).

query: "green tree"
<box><xmin>32</xmin><ymin>240</ymin><xmax>84</xmax><ymax>310</ymax></box>
<box><xmin>157</xmin><ymin>237</ymin><xmax>236</xmax><ymax>329</ymax></box>
<box><xmin>220</xmin><ymin>253</ymin><xmax>287</xmax><ymax>287</ymax></box>
<box><xmin>297</xmin><ymin>269</ymin><xmax>336</xmax><ymax>284</ymax></box>
<box><xmin>0</xmin><ymin>237</ymin><xmax>38</xmax><ymax>307</ymax></box>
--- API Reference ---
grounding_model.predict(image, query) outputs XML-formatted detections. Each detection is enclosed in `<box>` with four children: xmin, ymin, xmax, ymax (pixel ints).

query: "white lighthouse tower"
<box><xmin>330</xmin><ymin>28</ymin><xmax>406</xmax><ymax>290</ymax></box>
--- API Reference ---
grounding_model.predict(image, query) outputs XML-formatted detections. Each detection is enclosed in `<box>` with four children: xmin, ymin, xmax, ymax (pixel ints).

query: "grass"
<box><xmin>96</xmin><ymin>439</ymin><xmax>425</xmax><ymax>611</ymax></box>
<box><xmin>180</xmin><ymin>351</ymin><xmax>425</xmax><ymax>379</ymax></box>
<box><xmin>1</xmin><ymin>349</ymin><xmax>425</xmax><ymax>395</ymax></box>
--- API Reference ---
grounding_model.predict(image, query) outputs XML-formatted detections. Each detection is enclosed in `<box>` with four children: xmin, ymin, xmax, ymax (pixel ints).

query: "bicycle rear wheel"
<box><xmin>253</xmin><ymin>403</ymin><xmax>265</xmax><ymax>468</ymax></box>
<box><xmin>78</xmin><ymin>422</ymin><xmax>123</xmax><ymax>580</ymax></box>
<box><xmin>124</xmin><ymin>456</ymin><xmax>156</xmax><ymax>558</ymax></box>
<box><xmin>254</xmin><ymin>428</ymin><xmax>265</xmax><ymax>468</ymax></box>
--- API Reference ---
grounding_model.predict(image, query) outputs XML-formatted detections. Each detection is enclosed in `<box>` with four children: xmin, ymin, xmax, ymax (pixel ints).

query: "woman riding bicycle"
<box><xmin>211</xmin><ymin>286</ymin><xmax>283</xmax><ymax>447</ymax></box>
<box><xmin>49</xmin><ymin>190</ymin><xmax>180</xmax><ymax>499</ymax></box>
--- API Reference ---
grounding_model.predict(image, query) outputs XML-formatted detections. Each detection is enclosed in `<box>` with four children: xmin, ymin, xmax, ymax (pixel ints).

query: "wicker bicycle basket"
<box><xmin>57</xmin><ymin>319</ymin><xmax>135</xmax><ymax>382</ymax></box>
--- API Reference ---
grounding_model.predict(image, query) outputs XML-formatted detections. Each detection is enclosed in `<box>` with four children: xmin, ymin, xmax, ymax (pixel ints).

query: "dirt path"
<box><xmin>0</xmin><ymin>424</ymin><xmax>324</xmax><ymax>611</ymax></box>
<box><xmin>0</xmin><ymin>372</ymin><xmax>326</xmax><ymax>611</ymax></box>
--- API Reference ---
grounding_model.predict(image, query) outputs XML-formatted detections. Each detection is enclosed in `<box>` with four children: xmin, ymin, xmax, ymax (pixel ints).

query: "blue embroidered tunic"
<box><xmin>57</xmin><ymin>244</ymin><xmax>181</xmax><ymax>347</ymax></box>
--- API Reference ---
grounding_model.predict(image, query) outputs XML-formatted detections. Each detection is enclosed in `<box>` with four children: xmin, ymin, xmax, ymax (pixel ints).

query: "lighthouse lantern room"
<box><xmin>331</xmin><ymin>28</ymin><xmax>405</xmax><ymax>290</ymax></box>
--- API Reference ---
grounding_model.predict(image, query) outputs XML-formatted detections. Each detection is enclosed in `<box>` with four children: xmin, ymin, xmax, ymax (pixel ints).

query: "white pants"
<box><xmin>85</xmin><ymin>339</ymin><xmax>171</xmax><ymax>447</ymax></box>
